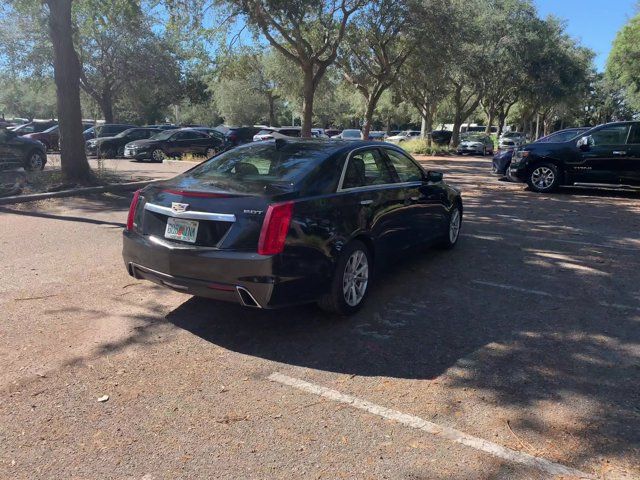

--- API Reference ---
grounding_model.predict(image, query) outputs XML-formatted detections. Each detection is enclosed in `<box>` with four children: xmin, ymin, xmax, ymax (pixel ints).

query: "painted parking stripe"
<box><xmin>268</xmin><ymin>372</ymin><xmax>594</xmax><ymax>479</ymax></box>
<box><xmin>467</xmin><ymin>230</ymin><xmax>639</xmax><ymax>252</ymax></box>
<box><xmin>472</xmin><ymin>280</ymin><xmax>640</xmax><ymax>313</ymax></box>
<box><xmin>471</xmin><ymin>280</ymin><xmax>572</xmax><ymax>299</ymax></box>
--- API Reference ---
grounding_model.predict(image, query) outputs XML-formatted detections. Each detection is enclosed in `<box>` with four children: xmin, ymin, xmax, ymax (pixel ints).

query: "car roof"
<box><xmin>242</xmin><ymin>138</ymin><xmax>403</xmax><ymax>157</ymax></box>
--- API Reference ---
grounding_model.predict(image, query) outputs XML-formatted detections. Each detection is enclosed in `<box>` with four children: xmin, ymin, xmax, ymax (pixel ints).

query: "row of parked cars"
<box><xmin>492</xmin><ymin>122</ymin><xmax>640</xmax><ymax>192</ymax></box>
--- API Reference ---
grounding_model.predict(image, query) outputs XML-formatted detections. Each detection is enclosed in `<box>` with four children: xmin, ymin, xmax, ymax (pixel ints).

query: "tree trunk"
<box><xmin>301</xmin><ymin>67</ymin><xmax>314</xmax><ymax>138</ymax></box>
<box><xmin>100</xmin><ymin>92</ymin><xmax>114</xmax><ymax>123</ymax></box>
<box><xmin>450</xmin><ymin>113</ymin><xmax>462</xmax><ymax>148</ymax></box>
<box><xmin>267</xmin><ymin>94</ymin><xmax>276</xmax><ymax>126</ymax></box>
<box><xmin>362</xmin><ymin>99</ymin><xmax>375</xmax><ymax>140</ymax></box>
<box><xmin>485</xmin><ymin>109</ymin><xmax>495</xmax><ymax>134</ymax></box>
<box><xmin>46</xmin><ymin>0</ymin><xmax>92</xmax><ymax>183</ymax></box>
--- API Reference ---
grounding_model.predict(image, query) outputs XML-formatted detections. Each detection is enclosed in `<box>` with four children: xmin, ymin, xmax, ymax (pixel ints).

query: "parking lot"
<box><xmin>1</xmin><ymin>155</ymin><xmax>638</xmax><ymax>479</ymax></box>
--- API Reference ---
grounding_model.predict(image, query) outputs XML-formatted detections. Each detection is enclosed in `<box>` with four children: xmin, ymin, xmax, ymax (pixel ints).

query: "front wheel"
<box><xmin>318</xmin><ymin>240</ymin><xmax>371</xmax><ymax>316</ymax></box>
<box><xmin>151</xmin><ymin>149</ymin><xmax>165</xmax><ymax>163</ymax></box>
<box><xmin>527</xmin><ymin>163</ymin><xmax>560</xmax><ymax>193</ymax></box>
<box><xmin>439</xmin><ymin>204</ymin><xmax>462</xmax><ymax>249</ymax></box>
<box><xmin>205</xmin><ymin>147</ymin><xmax>218</xmax><ymax>158</ymax></box>
<box><xmin>25</xmin><ymin>151</ymin><xmax>45</xmax><ymax>171</ymax></box>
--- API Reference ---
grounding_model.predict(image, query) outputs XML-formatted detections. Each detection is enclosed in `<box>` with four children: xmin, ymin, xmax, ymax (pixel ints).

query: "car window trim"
<box><xmin>381</xmin><ymin>146</ymin><xmax>427</xmax><ymax>182</ymax></box>
<box><xmin>337</xmin><ymin>146</ymin><xmax>397</xmax><ymax>192</ymax></box>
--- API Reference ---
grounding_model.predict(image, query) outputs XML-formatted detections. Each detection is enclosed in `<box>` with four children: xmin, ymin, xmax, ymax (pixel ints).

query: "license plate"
<box><xmin>165</xmin><ymin>217</ymin><xmax>198</xmax><ymax>243</ymax></box>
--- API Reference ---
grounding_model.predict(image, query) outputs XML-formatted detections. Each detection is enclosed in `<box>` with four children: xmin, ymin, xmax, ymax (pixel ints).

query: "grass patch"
<box><xmin>401</xmin><ymin>139</ymin><xmax>453</xmax><ymax>156</ymax></box>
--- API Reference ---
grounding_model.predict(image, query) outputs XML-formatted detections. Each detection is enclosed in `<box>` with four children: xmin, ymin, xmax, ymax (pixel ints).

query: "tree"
<box><xmin>76</xmin><ymin>0</ymin><xmax>182</xmax><ymax>123</ymax></box>
<box><xmin>607</xmin><ymin>12</ymin><xmax>640</xmax><ymax>112</ymax></box>
<box><xmin>45</xmin><ymin>0</ymin><xmax>92</xmax><ymax>182</ymax></box>
<box><xmin>230</xmin><ymin>0</ymin><xmax>364</xmax><ymax>136</ymax></box>
<box><xmin>337</xmin><ymin>0</ymin><xmax>413</xmax><ymax>139</ymax></box>
<box><xmin>218</xmin><ymin>48</ymin><xmax>283</xmax><ymax>125</ymax></box>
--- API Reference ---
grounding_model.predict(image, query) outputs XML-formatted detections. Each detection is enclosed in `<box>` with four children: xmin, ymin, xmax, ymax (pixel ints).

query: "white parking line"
<box><xmin>472</xmin><ymin>280</ymin><xmax>640</xmax><ymax>313</ymax></box>
<box><xmin>471</xmin><ymin>280</ymin><xmax>572</xmax><ymax>299</ymax></box>
<box><xmin>468</xmin><ymin>230</ymin><xmax>639</xmax><ymax>252</ymax></box>
<box><xmin>268</xmin><ymin>372</ymin><xmax>594</xmax><ymax>479</ymax></box>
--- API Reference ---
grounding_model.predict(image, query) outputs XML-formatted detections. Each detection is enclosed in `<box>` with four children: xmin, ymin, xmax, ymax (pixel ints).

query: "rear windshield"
<box><xmin>185</xmin><ymin>142</ymin><xmax>331</xmax><ymax>183</ymax></box>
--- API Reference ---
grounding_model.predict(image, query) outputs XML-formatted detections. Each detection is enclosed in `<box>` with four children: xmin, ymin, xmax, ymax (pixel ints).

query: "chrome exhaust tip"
<box><xmin>236</xmin><ymin>286</ymin><xmax>262</xmax><ymax>308</ymax></box>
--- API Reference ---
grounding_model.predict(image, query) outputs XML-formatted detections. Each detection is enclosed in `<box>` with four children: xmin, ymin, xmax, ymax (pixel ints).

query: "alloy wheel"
<box><xmin>28</xmin><ymin>153</ymin><xmax>43</xmax><ymax>170</ymax></box>
<box><xmin>531</xmin><ymin>167</ymin><xmax>555</xmax><ymax>190</ymax></box>
<box><xmin>449</xmin><ymin>208</ymin><xmax>461</xmax><ymax>244</ymax></box>
<box><xmin>342</xmin><ymin>250</ymin><xmax>369</xmax><ymax>307</ymax></box>
<box><xmin>206</xmin><ymin>148</ymin><xmax>217</xmax><ymax>158</ymax></box>
<box><xmin>152</xmin><ymin>149</ymin><xmax>165</xmax><ymax>162</ymax></box>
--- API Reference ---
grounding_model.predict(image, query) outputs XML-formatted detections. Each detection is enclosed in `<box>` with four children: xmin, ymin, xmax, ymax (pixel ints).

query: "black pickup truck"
<box><xmin>509</xmin><ymin>121</ymin><xmax>640</xmax><ymax>192</ymax></box>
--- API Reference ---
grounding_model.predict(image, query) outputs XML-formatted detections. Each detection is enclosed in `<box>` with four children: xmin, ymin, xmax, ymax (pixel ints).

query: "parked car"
<box><xmin>253</xmin><ymin>129</ymin><xmax>276</xmax><ymax>141</ymax></box>
<box><xmin>457</xmin><ymin>134</ymin><xmax>494</xmax><ymax>156</ymax></box>
<box><xmin>431</xmin><ymin>130</ymin><xmax>453</xmax><ymax>145</ymax></box>
<box><xmin>123</xmin><ymin>139</ymin><xmax>462</xmax><ymax>314</ymax></box>
<box><xmin>253</xmin><ymin>127</ymin><xmax>326</xmax><ymax>141</ymax></box>
<box><xmin>0</xmin><ymin>127</ymin><xmax>47</xmax><ymax>171</ymax></box>
<box><xmin>83</xmin><ymin>123</ymin><xmax>136</xmax><ymax>141</ymax></box>
<box><xmin>10</xmin><ymin>121</ymin><xmax>57</xmax><ymax>136</ymax></box>
<box><xmin>23</xmin><ymin>123</ymin><xmax>93</xmax><ymax>151</ymax></box>
<box><xmin>492</xmin><ymin>128</ymin><xmax>590</xmax><ymax>178</ymax></box>
<box><xmin>368</xmin><ymin>131</ymin><xmax>386</xmax><ymax>140</ymax></box>
<box><xmin>325</xmin><ymin>129</ymin><xmax>341</xmax><ymax>138</ymax></box>
<box><xmin>498</xmin><ymin>131</ymin><xmax>526</xmax><ymax>149</ymax></box>
<box><xmin>145</xmin><ymin>124</ymin><xmax>178</xmax><ymax>131</ymax></box>
<box><xmin>509</xmin><ymin>121</ymin><xmax>640</xmax><ymax>192</ymax></box>
<box><xmin>189</xmin><ymin>127</ymin><xmax>226</xmax><ymax>144</ymax></box>
<box><xmin>215</xmin><ymin>126</ymin><xmax>262</xmax><ymax>148</ymax></box>
<box><xmin>386</xmin><ymin>130</ymin><xmax>421</xmax><ymax>143</ymax></box>
<box><xmin>124</xmin><ymin>128</ymin><xmax>224</xmax><ymax>162</ymax></box>
<box><xmin>86</xmin><ymin>128</ymin><xmax>163</xmax><ymax>158</ymax></box>
<box><xmin>333</xmin><ymin>129</ymin><xmax>362</xmax><ymax>140</ymax></box>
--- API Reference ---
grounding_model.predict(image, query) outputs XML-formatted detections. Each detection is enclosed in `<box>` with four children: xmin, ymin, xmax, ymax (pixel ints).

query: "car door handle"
<box><xmin>612</xmin><ymin>151</ymin><xmax>627</xmax><ymax>156</ymax></box>
<box><xmin>360</xmin><ymin>199</ymin><xmax>374</xmax><ymax>205</ymax></box>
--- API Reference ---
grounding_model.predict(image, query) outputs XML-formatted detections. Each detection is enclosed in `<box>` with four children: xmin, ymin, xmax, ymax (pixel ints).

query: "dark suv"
<box><xmin>509</xmin><ymin>121</ymin><xmax>640</xmax><ymax>192</ymax></box>
<box><xmin>0</xmin><ymin>128</ymin><xmax>47</xmax><ymax>171</ymax></box>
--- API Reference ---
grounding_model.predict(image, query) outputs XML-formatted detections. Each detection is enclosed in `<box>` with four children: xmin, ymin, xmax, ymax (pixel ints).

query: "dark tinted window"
<box><xmin>175</xmin><ymin>131</ymin><xmax>205</xmax><ymax>140</ymax></box>
<box><xmin>590</xmin><ymin>125</ymin><xmax>631</xmax><ymax>146</ymax></box>
<box><xmin>342</xmin><ymin>149</ymin><xmax>393</xmax><ymax>189</ymax></box>
<box><xmin>536</xmin><ymin>129</ymin><xmax>586</xmax><ymax>143</ymax></box>
<box><xmin>277</xmin><ymin>129</ymin><xmax>301</xmax><ymax>137</ymax></box>
<box><xmin>186</xmin><ymin>143</ymin><xmax>331</xmax><ymax>183</ymax></box>
<box><xmin>626</xmin><ymin>124</ymin><xmax>640</xmax><ymax>144</ymax></box>
<box><xmin>385</xmin><ymin>149</ymin><xmax>423</xmax><ymax>182</ymax></box>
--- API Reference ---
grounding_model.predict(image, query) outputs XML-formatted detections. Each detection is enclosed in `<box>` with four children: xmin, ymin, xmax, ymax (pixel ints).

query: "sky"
<box><xmin>534</xmin><ymin>0</ymin><xmax>638</xmax><ymax>71</ymax></box>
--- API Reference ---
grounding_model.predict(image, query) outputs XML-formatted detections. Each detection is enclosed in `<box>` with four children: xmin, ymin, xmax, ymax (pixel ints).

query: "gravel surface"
<box><xmin>1</xmin><ymin>155</ymin><xmax>638</xmax><ymax>479</ymax></box>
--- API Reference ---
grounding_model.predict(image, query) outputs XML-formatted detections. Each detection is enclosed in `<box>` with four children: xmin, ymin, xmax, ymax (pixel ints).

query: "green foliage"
<box><xmin>401</xmin><ymin>138</ymin><xmax>451</xmax><ymax>156</ymax></box>
<box><xmin>607</xmin><ymin>13</ymin><xmax>640</xmax><ymax>112</ymax></box>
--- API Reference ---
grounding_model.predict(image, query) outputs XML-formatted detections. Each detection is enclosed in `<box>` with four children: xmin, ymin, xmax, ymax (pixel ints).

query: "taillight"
<box><xmin>258</xmin><ymin>202</ymin><xmax>294</xmax><ymax>255</ymax></box>
<box><xmin>126</xmin><ymin>189</ymin><xmax>141</xmax><ymax>231</ymax></box>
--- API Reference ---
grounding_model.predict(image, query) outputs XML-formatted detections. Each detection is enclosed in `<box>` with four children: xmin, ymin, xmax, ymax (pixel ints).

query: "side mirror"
<box><xmin>577</xmin><ymin>135</ymin><xmax>592</xmax><ymax>151</ymax></box>
<box><xmin>426</xmin><ymin>171</ymin><xmax>443</xmax><ymax>183</ymax></box>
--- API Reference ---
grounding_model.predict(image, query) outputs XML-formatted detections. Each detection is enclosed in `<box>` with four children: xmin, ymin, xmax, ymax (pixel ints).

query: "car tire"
<box><xmin>117</xmin><ymin>146</ymin><xmax>125</xmax><ymax>157</ymax></box>
<box><xmin>482</xmin><ymin>147</ymin><xmax>487</xmax><ymax>156</ymax></box>
<box><xmin>24</xmin><ymin>151</ymin><xmax>45</xmax><ymax>171</ymax></box>
<box><xmin>151</xmin><ymin>149</ymin><xmax>165</xmax><ymax>163</ymax></box>
<box><xmin>527</xmin><ymin>163</ymin><xmax>560</xmax><ymax>193</ymax></box>
<box><xmin>318</xmin><ymin>240</ymin><xmax>372</xmax><ymax>316</ymax></box>
<box><xmin>205</xmin><ymin>147</ymin><xmax>217</xmax><ymax>158</ymax></box>
<box><xmin>438</xmin><ymin>203</ymin><xmax>462</xmax><ymax>249</ymax></box>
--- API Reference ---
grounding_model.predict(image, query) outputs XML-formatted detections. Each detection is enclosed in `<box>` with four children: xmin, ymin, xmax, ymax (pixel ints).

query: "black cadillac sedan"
<box><xmin>86</xmin><ymin>127</ymin><xmax>163</xmax><ymax>158</ymax></box>
<box><xmin>124</xmin><ymin>128</ymin><xmax>224</xmax><ymax>162</ymax></box>
<box><xmin>123</xmin><ymin>140</ymin><xmax>462</xmax><ymax>314</ymax></box>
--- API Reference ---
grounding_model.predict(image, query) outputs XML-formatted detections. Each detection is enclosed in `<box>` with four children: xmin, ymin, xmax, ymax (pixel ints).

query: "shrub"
<box><xmin>401</xmin><ymin>138</ymin><xmax>452</xmax><ymax>156</ymax></box>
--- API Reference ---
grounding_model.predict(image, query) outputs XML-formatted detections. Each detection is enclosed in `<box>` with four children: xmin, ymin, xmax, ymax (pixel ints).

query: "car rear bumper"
<box><xmin>122</xmin><ymin>231</ymin><xmax>329</xmax><ymax>308</ymax></box>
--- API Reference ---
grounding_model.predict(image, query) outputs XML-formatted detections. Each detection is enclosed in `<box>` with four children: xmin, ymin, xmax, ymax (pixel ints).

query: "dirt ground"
<box><xmin>0</xmin><ymin>155</ymin><xmax>638</xmax><ymax>479</ymax></box>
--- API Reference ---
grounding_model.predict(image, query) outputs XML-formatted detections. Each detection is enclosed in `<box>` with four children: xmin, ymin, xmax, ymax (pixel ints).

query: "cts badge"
<box><xmin>171</xmin><ymin>202</ymin><xmax>189</xmax><ymax>213</ymax></box>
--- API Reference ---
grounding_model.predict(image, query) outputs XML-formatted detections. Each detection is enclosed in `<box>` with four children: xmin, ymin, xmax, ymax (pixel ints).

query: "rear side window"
<box><xmin>342</xmin><ymin>149</ymin><xmax>393</xmax><ymax>189</ymax></box>
<box><xmin>626</xmin><ymin>124</ymin><xmax>640</xmax><ymax>144</ymax></box>
<box><xmin>590</xmin><ymin>125</ymin><xmax>631</xmax><ymax>146</ymax></box>
<box><xmin>384</xmin><ymin>149</ymin><xmax>423</xmax><ymax>183</ymax></box>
